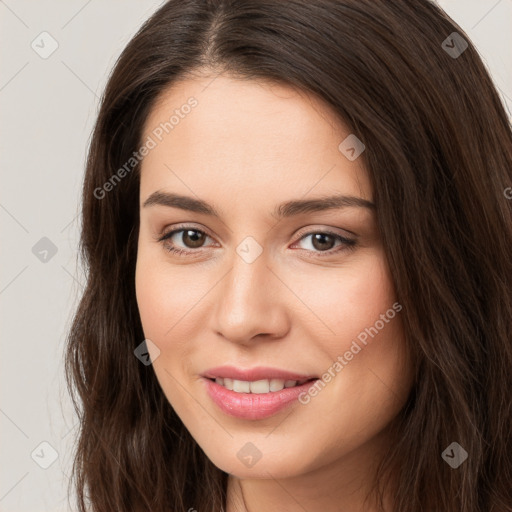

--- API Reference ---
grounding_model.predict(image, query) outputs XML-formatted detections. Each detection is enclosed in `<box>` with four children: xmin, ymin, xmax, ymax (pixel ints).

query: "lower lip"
<box><xmin>202</xmin><ymin>377</ymin><xmax>318</xmax><ymax>420</ymax></box>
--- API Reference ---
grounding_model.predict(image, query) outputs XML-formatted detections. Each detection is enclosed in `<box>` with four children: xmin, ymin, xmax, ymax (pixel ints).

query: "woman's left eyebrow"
<box><xmin>142</xmin><ymin>190</ymin><xmax>375</xmax><ymax>219</ymax></box>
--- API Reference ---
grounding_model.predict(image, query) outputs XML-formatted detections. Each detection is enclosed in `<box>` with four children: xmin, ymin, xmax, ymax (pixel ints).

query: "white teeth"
<box><xmin>213</xmin><ymin>378</ymin><xmax>304</xmax><ymax>393</ymax></box>
<box><xmin>232</xmin><ymin>379</ymin><xmax>250</xmax><ymax>393</ymax></box>
<box><xmin>249</xmin><ymin>379</ymin><xmax>270</xmax><ymax>394</ymax></box>
<box><xmin>269</xmin><ymin>379</ymin><xmax>287</xmax><ymax>392</ymax></box>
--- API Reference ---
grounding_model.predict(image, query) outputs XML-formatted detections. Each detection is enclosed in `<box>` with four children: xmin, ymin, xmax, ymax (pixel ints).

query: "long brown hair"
<box><xmin>65</xmin><ymin>1</ymin><xmax>512</xmax><ymax>510</ymax></box>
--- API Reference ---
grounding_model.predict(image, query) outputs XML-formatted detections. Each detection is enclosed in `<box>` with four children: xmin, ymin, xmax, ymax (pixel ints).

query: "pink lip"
<box><xmin>202</xmin><ymin>377</ymin><xmax>319</xmax><ymax>420</ymax></box>
<box><xmin>201</xmin><ymin>365</ymin><xmax>317</xmax><ymax>382</ymax></box>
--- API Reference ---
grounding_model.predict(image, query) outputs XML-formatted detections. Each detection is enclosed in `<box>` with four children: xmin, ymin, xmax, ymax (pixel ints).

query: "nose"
<box><xmin>211</xmin><ymin>247</ymin><xmax>290</xmax><ymax>345</ymax></box>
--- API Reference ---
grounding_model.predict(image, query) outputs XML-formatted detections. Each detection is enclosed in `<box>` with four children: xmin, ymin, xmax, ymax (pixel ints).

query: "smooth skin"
<box><xmin>135</xmin><ymin>72</ymin><xmax>414</xmax><ymax>511</ymax></box>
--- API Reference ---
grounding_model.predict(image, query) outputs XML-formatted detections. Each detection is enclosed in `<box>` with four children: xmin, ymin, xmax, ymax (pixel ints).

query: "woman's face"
<box><xmin>135</xmin><ymin>74</ymin><xmax>413</xmax><ymax>480</ymax></box>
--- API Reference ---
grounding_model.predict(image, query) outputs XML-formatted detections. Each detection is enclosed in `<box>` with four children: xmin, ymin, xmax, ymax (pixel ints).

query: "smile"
<box><xmin>202</xmin><ymin>376</ymin><xmax>319</xmax><ymax>420</ymax></box>
<box><xmin>209</xmin><ymin>377</ymin><xmax>312</xmax><ymax>393</ymax></box>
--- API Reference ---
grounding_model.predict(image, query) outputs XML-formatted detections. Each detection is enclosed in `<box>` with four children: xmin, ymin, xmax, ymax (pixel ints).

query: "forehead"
<box><xmin>139</xmin><ymin>74</ymin><xmax>371</xmax><ymax>206</ymax></box>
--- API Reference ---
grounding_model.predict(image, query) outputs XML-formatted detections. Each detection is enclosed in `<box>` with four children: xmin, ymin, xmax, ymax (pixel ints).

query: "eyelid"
<box><xmin>293</xmin><ymin>225</ymin><xmax>356</xmax><ymax>240</ymax></box>
<box><xmin>157</xmin><ymin>222</ymin><xmax>215</xmax><ymax>241</ymax></box>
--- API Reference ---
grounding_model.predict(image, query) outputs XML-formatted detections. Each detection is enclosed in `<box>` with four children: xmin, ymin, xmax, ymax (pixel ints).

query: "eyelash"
<box><xmin>156</xmin><ymin>224</ymin><xmax>357</xmax><ymax>259</ymax></box>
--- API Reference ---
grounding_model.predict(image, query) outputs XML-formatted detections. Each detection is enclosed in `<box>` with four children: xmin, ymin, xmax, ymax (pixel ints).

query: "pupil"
<box><xmin>312</xmin><ymin>233</ymin><xmax>334</xmax><ymax>251</ymax></box>
<box><xmin>184</xmin><ymin>230</ymin><xmax>204</xmax><ymax>248</ymax></box>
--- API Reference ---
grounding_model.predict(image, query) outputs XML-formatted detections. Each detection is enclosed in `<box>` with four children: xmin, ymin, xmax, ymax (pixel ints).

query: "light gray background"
<box><xmin>1</xmin><ymin>1</ymin><xmax>511</xmax><ymax>510</ymax></box>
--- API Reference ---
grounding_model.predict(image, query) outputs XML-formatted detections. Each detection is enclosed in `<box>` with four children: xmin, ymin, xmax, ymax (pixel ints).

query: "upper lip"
<box><xmin>201</xmin><ymin>365</ymin><xmax>318</xmax><ymax>382</ymax></box>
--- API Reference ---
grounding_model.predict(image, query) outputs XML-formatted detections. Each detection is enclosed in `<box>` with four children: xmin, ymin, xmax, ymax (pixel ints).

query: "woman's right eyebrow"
<box><xmin>142</xmin><ymin>190</ymin><xmax>375</xmax><ymax>219</ymax></box>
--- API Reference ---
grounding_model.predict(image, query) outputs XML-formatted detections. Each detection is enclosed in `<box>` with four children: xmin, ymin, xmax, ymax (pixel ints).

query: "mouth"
<box><xmin>200</xmin><ymin>366</ymin><xmax>319</xmax><ymax>419</ymax></box>
<box><xmin>205</xmin><ymin>377</ymin><xmax>316</xmax><ymax>394</ymax></box>
<box><xmin>201</xmin><ymin>370</ymin><xmax>320</xmax><ymax>420</ymax></box>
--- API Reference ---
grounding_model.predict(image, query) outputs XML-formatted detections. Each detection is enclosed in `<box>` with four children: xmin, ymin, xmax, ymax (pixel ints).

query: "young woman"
<box><xmin>65</xmin><ymin>1</ymin><xmax>512</xmax><ymax>511</ymax></box>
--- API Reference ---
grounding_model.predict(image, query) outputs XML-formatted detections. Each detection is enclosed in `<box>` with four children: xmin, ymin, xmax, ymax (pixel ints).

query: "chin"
<box><xmin>200</xmin><ymin>439</ymin><xmax>310</xmax><ymax>479</ymax></box>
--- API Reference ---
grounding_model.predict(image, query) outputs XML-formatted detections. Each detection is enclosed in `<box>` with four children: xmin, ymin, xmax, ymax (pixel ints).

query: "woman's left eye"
<box><xmin>156</xmin><ymin>227</ymin><xmax>357</xmax><ymax>258</ymax></box>
<box><xmin>292</xmin><ymin>231</ymin><xmax>357</xmax><ymax>255</ymax></box>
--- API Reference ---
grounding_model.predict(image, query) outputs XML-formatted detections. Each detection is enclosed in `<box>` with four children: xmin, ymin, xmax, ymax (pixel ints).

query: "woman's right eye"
<box><xmin>157</xmin><ymin>227</ymin><xmax>215</xmax><ymax>256</ymax></box>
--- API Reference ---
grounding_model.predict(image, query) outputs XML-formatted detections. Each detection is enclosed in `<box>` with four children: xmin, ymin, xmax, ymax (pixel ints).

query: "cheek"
<box><xmin>135</xmin><ymin>245</ymin><xmax>205</xmax><ymax>340</ymax></box>
<box><xmin>334</xmin><ymin>252</ymin><xmax>409</xmax><ymax>387</ymax></box>
<box><xmin>338</xmin><ymin>253</ymin><xmax>400</xmax><ymax>347</ymax></box>
<box><xmin>288</xmin><ymin>248</ymin><xmax>411</xmax><ymax>403</ymax></box>
<box><xmin>287</xmin><ymin>248</ymin><xmax>399</xmax><ymax>353</ymax></box>
<box><xmin>135</xmin><ymin>245</ymin><xmax>221</xmax><ymax>390</ymax></box>
<box><xmin>135</xmin><ymin>270</ymin><xmax>171</xmax><ymax>343</ymax></box>
<box><xmin>135</xmin><ymin>252</ymin><xmax>197</xmax><ymax>404</ymax></box>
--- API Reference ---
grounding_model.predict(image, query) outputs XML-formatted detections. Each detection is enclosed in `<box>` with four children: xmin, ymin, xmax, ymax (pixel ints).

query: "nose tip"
<box><xmin>211</xmin><ymin>252</ymin><xmax>289</xmax><ymax>344</ymax></box>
